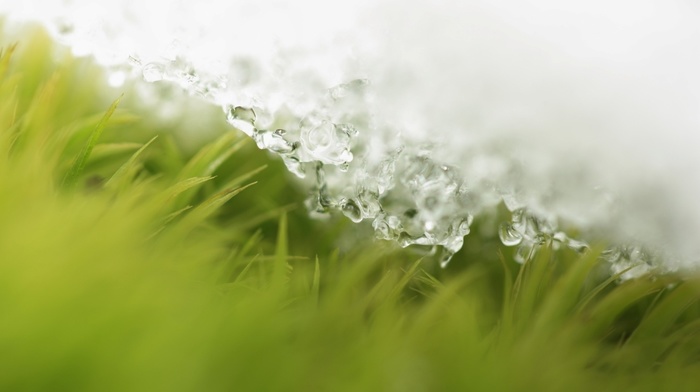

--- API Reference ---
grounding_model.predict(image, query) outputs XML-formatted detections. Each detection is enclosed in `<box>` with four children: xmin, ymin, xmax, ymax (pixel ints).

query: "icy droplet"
<box><xmin>282</xmin><ymin>156</ymin><xmax>306</xmax><ymax>178</ymax></box>
<box><xmin>254</xmin><ymin>130</ymin><xmax>294</xmax><ymax>153</ymax></box>
<box><xmin>567</xmin><ymin>238</ymin><xmax>590</xmax><ymax>253</ymax></box>
<box><xmin>455</xmin><ymin>216</ymin><xmax>472</xmax><ymax>236</ymax></box>
<box><xmin>229</xmin><ymin>105</ymin><xmax>256</xmax><ymax>123</ymax></box>
<box><xmin>226</xmin><ymin>105</ymin><xmax>257</xmax><ymax>136</ymax></box>
<box><xmin>514</xmin><ymin>244</ymin><xmax>534</xmax><ymax>264</ymax></box>
<box><xmin>373</xmin><ymin>219</ymin><xmax>391</xmax><ymax>239</ymax></box>
<box><xmin>142</xmin><ymin>63</ymin><xmax>165</xmax><ymax>82</ymax></box>
<box><xmin>340</xmin><ymin>198</ymin><xmax>363</xmax><ymax>223</ymax></box>
<box><xmin>499</xmin><ymin>222</ymin><xmax>523</xmax><ymax>246</ymax></box>
<box><xmin>299</xmin><ymin>120</ymin><xmax>355</xmax><ymax>165</ymax></box>
<box><xmin>439</xmin><ymin>249</ymin><xmax>457</xmax><ymax>268</ymax></box>
<box><xmin>307</xmin><ymin>121</ymin><xmax>333</xmax><ymax>149</ymax></box>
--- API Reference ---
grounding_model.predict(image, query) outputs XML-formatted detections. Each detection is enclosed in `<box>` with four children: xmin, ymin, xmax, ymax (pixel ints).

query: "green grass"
<box><xmin>1</xmin><ymin>26</ymin><xmax>700</xmax><ymax>391</ymax></box>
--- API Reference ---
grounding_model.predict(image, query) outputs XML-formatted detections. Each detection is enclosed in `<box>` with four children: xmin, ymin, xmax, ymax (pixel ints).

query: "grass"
<box><xmin>1</xmin><ymin>25</ymin><xmax>700</xmax><ymax>391</ymax></box>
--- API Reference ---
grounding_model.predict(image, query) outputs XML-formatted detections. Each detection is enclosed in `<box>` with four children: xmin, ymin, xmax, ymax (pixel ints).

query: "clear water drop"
<box><xmin>340</xmin><ymin>198</ymin><xmax>363</xmax><ymax>223</ymax></box>
<box><xmin>499</xmin><ymin>222</ymin><xmax>523</xmax><ymax>247</ymax></box>
<box><xmin>455</xmin><ymin>216</ymin><xmax>472</xmax><ymax>236</ymax></box>
<box><xmin>439</xmin><ymin>249</ymin><xmax>456</xmax><ymax>269</ymax></box>
<box><xmin>226</xmin><ymin>105</ymin><xmax>257</xmax><ymax>136</ymax></box>
<box><xmin>307</xmin><ymin>121</ymin><xmax>334</xmax><ymax>149</ymax></box>
<box><xmin>552</xmin><ymin>231</ymin><xmax>568</xmax><ymax>243</ymax></box>
<box><xmin>142</xmin><ymin>63</ymin><xmax>165</xmax><ymax>82</ymax></box>
<box><xmin>254</xmin><ymin>130</ymin><xmax>294</xmax><ymax>154</ymax></box>
<box><xmin>282</xmin><ymin>156</ymin><xmax>306</xmax><ymax>178</ymax></box>
<box><xmin>567</xmin><ymin>238</ymin><xmax>590</xmax><ymax>253</ymax></box>
<box><xmin>514</xmin><ymin>244</ymin><xmax>534</xmax><ymax>264</ymax></box>
<box><xmin>373</xmin><ymin>217</ymin><xmax>392</xmax><ymax>240</ymax></box>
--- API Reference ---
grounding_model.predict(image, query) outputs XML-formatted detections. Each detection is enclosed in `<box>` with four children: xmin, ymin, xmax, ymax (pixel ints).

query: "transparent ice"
<box><xmin>3</xmin><ymin>0</ymin><xmax>700</xmax><ymax>275</ymax></box>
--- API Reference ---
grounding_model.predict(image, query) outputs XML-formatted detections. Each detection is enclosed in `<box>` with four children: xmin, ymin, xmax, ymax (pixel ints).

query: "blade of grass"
<box><xmin>171</xmin><ymin>182</ymin><xmax>257</xmax><ymax>234</ymax></box>
<box><xmin>312</xmin><ymin>256</ymin><xmax>321</xmax><ymax>306</ymax></box>
<box><xmin>628</xmin><ymin>281</ymin><xmax>699</xmax><ymax>343</ymax></box>
<box><xmin>104</xmin><ymin>135</ymin><xmax>158</xmax><ymax>191</ymax></box>
<box><xmin>533</xmin><ymin>248</ymin><xmax>602</xmax><ymax>332</ymax></box>
<box><xmin>270</xmin><ymin>213</ymin><xmax>289</xmax><ymax>288</ymax></box>
<box><xmin>63</xmin><ymin>95</ymin><xmax>122</xmax><ymax>187</ymax></box>
<box><xmin>0</xmin><ymin>43</ymin><xmax>17</xmax><ymax>82</ymax></box>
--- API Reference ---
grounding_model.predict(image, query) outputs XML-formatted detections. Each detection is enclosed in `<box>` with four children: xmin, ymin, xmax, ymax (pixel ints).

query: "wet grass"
<box><xmin>1</xmin><ymin>26</ymin><xmax>700</xmax><ymax>391</ymax></box>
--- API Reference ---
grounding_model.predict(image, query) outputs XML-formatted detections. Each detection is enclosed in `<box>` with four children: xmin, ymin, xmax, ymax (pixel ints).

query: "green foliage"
<box><xmin>1</xmin><ymin>26</ymin><xmax>700</xmax><ymax>392</ymax></box>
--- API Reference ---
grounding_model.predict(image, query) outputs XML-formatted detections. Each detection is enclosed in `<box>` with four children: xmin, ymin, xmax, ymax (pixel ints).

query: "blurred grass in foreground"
<box><xmin>1</xmin><ymin>25</ymin><xmax>700</xmax><ymax>392</ymax></box>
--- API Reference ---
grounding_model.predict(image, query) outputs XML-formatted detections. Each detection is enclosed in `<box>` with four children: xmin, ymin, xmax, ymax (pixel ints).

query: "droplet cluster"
<box><xmin>129</xmin><ymin>59</ymin><xmax>668</xmax><ymax>271</ymax></box>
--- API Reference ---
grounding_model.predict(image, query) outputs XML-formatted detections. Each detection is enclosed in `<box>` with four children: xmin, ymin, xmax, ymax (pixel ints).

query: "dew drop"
<box><xmin>455</xmin><ymin>216</ymin><xmax>472</xmax><ymax>236</ymax></box>
<box><xmin>226</xmin><ymin>105</ymin><xmax>257</xmax><ymax>136</ymax></box>
<box><xmin>553</xmin><ymin>231</ymin><xmax>568</xmax><ymax>243</ymax></box>
<box><xmin>229</xmin><ymin>105</ymin><xmax>256</xmax><ymax>123</ymax></box>
<box><xmin>254</xmin><ymin>130</ymin><xmax>294</xmax><ymax>154</ymax></box>
<box><xmin>340</xmin><ymin>198</ymin><xmax>363</xmax><ymax>223</ymax></box>
<box><xmin>567</xmin><ymin>238</ymin><xmax>590</xmax><ymax>253</ymax></box>
<box><xmin>142</xmin><ymin>63</ymin><xmax>165</xmax><ymax>82</ymax></box>
<box><xmin>514</xmin><ymin>244</ymin><xmax>534</xmax><ymax>264</ymax></box>
<box><xmin>307</xmin><ymin>121</ymin><xmax>334</xmax><ymax>149</ymax></box>
<box><xmin>439</xmin><ymin>249</ymin><xmax>456</xmax><ymax>268</ymax></box>
<box><xmin>283</xmin><ymin>156</ymin><xmax>306</xmax><ymax>178</ymax></box>
<box><xmin>499</xmin><ymin>222</ymin><xmax>523</xmax><ymax>247</ymax></box>
<box><xmin>373</xmin><ymin>218</ymin><xmax>392</xmax><ymax>240</ymax></box>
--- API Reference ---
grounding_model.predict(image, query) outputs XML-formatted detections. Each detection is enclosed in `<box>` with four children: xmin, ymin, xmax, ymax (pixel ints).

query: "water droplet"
<box><xmin>357</xmin><ymin>189</ymin><xmax>381</xmax><ymax>217</ymax></box>
<box><xmin>373</xmin><ymin>219</ymin><xmax>391</xmax><ymax>239</ymax></box>
<box><xmin>254</xmin><ymin>130</ymin><xmax>294</xmax><ymax>154</ymax></box>
<box><xmin>229</xmin><ymin>105</ymin><xmax>256</xmax><ymax>123</ymax></box>
<box><xmin>226</xmin><ymin>106</ymin><xmax>257</xmax><ymax>136</ymax></box>
<box><xmin>511</xmin><ymin>209</ymin><xmax>527</xmax><ymax>232</ymax></box>
<box><xmin>455</xmin><ymin>216</ymin><xmax>472</xmax><ymax>236</ymax></box>
<box><xmin>142</xmin><ymin>63</ymin><xmax>165</xmax><ymax>82</ymax></box>
<box><xmin>439</xmin><ymin>248</ymin><xmax>456</xmax><ymax>268</ymax></box>
<box><xmin>567</xmin><ymin>238</ymin><xmax>589</xmax><ymax>253</ymax></box>
<box><xmin>307</xmin><ymin>121</ymin><xmax>334</xmax><ymax>149</ymax></box>
<box><xmin>297</xmin><ymin>120</ymin><xmax>354</xmax><ymax>166</ymax></box>
<box><xmin>514</xmin><ymin>244</ymin><xmax>534</xmax><ymax>264</ymax></box>
<box><xmin>283</xmin><ymin>156</ymin><xmax>306</xmax><ymax>178</ymax></box>
<box><xmin>553</xmin><ymin>231</ymin><xmax>568</xmax><ymax>243</ymax></box>
<box><xmin>499</xmin><ymin>222</ymin><xmax>523</xmax><ymax>247</ymax></box>
<box><xmin>340</xmin><ymin>198</ymin><xmax>363</xmax><ymax>223</ymax></box>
